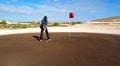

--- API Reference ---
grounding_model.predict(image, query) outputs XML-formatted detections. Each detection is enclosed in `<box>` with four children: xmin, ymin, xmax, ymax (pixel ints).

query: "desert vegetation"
<box><xmin>0</xmin><ymin>20</ymin><xmax>83</xmax><ymax>29</ymax></box>
<box><xmin>0</xmin><ymin>20</ymin><xmax>40</xmax><ymax>29</ymax></box>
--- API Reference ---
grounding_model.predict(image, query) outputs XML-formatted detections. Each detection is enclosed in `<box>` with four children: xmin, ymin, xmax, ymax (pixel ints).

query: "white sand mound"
<box><xmin>0</xmin><ymin>27</ymin><xmax>120</xmax><ymax>36</ymax></box>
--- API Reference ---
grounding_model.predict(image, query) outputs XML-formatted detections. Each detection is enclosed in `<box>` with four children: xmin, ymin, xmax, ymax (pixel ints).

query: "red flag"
<box><xmin>69</xmin><ymin>12</ymin><xmax>74</xmax><ymax>18</ymax></box>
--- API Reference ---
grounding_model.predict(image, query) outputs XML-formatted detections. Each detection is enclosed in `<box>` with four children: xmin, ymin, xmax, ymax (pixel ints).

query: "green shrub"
<box><xmin>37</xmin><ymin>21</ymin><xmax>40</xmax><ymax>25</ymax></box>
<box><xmin>12</xmin><ymin>24</ymin><xmax>27</xmax><ymax>28</ymax></box>
<box><xmin>52</xmin><ymin>22</ymin><xmax>59</xmax><ymax>26</ymax></box>
<box><xmin>70</xmin><ymin>22</ymin><xmax>83</xmax><ymax>25</ymax></box>
<box><xmin>71</xmin><ymin>22</ymin><xmax>76</xmax><ymax>25</ymax></box>
<box><xmin>0</xmin><ymin>20</ymin><xmax>7</xmax><ymax>25</ymax></box>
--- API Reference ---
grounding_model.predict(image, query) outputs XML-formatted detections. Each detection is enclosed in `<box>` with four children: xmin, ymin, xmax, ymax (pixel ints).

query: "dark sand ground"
<box><xmin>0</xmin><ymin>33</ymin><xmax>120</xmax><ymax>66</ymax></box>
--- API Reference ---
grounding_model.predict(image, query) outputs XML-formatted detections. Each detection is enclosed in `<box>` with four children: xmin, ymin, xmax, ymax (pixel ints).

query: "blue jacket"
<box><xmin>41</xmin><ymin>19</ymin><xmax>48</xmax><ymax>27</ymax></box>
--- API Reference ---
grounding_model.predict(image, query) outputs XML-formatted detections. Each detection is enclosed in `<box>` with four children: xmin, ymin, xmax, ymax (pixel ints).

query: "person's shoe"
<box><xmin>47</xmin><ymin>39</ymin><xmax>51</xmax><ymax>41</ymax></box>
<box><xmin>46</xmin><ymin>40</ymin><xmax>48</xmax><ymax>42</ymax></box>
<box><xmin>40</xmin><ymin>39</ymin><xmax>42</xmax><ymax>42</ymax></box>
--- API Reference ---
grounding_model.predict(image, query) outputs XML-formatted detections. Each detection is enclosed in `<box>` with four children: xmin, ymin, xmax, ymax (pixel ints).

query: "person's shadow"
<box><xmin>33</xmin><ymin>36</ymin><xmax>47</xmax><ymax>41</ymax></box>
<box><xmin>33</xmin><ymin>36</ymin><xmax>40</xmax><ymax>41</ymax></box>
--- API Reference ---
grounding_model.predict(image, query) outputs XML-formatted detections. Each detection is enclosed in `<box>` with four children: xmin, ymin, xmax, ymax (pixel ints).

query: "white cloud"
<box><xmin>0</xmin><ymin>3</ymin><xmax>68</xmax><ymax>16</ymax></box>
<box><xmin>17</xmin><ymin>1</ymin><xmax>68</xmax><ymax>12</ymax></box>
<box><xmin>0</xmin><ymin>4</ymin><xmax>33</xmax><ymax>14</ymax></box>
<box><xmin>6</xmin><ymin>1</ymin><xmax>11</xmax><ymax>4</ymax></box>
<box><xmin>35</xmin><ymin>4</ymin><xmax>68</xmax><ymax>12</ymax></box>
<box><xmin>59</xmin><ymin>9</ymin><xmax>67</xmax><ymax>12</ymax></box>
<box><xmin>11</xmin><ymin>0</ymin><xmax>18</xmax><ymax>2</ymax></box>
<box><xmin>54</xmin><ymin>0</ymin><xmax>59</xmax><ymax>2</ymax></box>
<box><xmin>0</xmin><ymin>0</ymin><xmax>105</xmax><ymax>17</ymax></box>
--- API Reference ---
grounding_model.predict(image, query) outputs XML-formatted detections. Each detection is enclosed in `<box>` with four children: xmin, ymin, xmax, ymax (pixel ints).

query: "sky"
<box><xmin>0</xmin><ymin>0</ymin><xmax>120</xmax><ymax>22</ymax></box>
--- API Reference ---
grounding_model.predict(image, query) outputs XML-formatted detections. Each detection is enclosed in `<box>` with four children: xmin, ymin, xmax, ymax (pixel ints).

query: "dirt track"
<box><xmin>0</xmin><ymin>33</ymin><xmax>120</xmax><ymax>66</ymax></box>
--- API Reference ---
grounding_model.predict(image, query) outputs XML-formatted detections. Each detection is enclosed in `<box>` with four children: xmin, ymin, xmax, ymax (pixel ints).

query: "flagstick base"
<box><xmin>69</xmin><ymin>32</ymin><xmax>71</xmax><ymax>37</ymax></box>
<box><xmin>69</xmin><ymin>21</ymin><xmax>72</xmax><ymax>37</ymax></box>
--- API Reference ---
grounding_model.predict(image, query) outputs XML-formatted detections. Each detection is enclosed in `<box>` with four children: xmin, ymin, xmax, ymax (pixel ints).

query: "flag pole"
<box><xmin>69</xmin><ymin>18</ymin><xmax>71</xmax><ymax>37</ymax></box>
<box><xmin>69</xmin><ymin>12</ymin><xmax>74</xmax><ymax>37</ymax></box>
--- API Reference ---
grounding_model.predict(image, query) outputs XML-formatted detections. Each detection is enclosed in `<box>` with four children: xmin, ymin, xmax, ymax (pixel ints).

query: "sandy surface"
<box><xmin>0</xmin><ymin>26</ymin><xmax>120</xmax><ymax>66</ymax></box>
<box><xmin>0</xmin><ymin>33</ymin><xmax>120</xmax><ymax>66</ymax></box>
<box><xmin>0</xmin><ymin>26</ymin><xmax>120</xmax><ymax>36</ymax></box>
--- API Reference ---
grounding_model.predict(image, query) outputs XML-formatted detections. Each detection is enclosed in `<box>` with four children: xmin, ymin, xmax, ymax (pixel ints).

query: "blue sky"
<box><xmin>0</xmin><ymin>0</ymin><xmax>120</xmax><ymax>22</ymax></box>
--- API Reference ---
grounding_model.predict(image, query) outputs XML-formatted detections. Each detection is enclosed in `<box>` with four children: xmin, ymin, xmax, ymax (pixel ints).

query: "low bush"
<box><xmin>52</xmin><ymin>22</ymin><xmax>59</xmax><ymax>26</ymax></box>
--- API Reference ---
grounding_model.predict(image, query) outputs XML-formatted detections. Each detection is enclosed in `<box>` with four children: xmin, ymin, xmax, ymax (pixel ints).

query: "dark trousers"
<box><xmin>40</xmin><ymin>27</ymin><xmax>50</xmax><ymax>40</ymax></box>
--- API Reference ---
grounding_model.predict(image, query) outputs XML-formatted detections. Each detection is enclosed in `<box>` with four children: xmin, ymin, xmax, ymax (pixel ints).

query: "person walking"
<box><xmin>40</xmin><ymin>16</ymin><xmax>50</xmax><ymax>41</ymax></box>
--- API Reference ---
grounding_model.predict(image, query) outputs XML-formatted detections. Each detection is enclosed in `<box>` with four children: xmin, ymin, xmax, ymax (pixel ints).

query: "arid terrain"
<box><xmin>0</xmin><ymin>33</ymin><xmax>120</xmax><ymax>66</ymax></box>
<box><xmin>0</xmin><ymin>16</ymin><xmax>120</xmax><ymax>66</ymax></box>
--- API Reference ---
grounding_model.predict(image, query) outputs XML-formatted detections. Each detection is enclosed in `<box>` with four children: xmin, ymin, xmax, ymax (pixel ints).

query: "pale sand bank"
<box><xmin>0</xmin><ymin>27</ymin><xmax>120</xmax><ymax>36</ymax></box>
